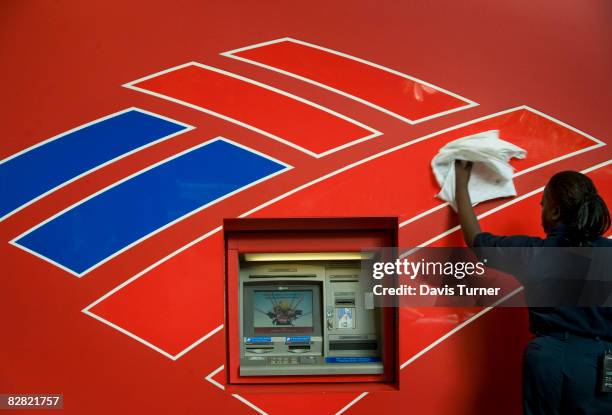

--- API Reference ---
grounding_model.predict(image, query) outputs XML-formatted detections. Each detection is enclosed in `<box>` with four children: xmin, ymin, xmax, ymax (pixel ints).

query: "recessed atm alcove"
<box><xmin>224</xmin><ymin>217</ymin><xmax>399</xmax><ymax>392</ymax></box>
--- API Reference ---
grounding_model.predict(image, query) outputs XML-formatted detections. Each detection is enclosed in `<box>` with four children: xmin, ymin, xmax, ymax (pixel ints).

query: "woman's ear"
<box><xmin>550</xmin><ymin>205</ymin><xmax>561</xmax><ymax>222</ymax></box>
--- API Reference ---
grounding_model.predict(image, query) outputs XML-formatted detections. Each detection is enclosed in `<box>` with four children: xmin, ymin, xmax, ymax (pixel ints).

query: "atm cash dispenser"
<box><xmin>239</xmin><ymin>257</ymin><xmax>382</xmax><ymax>376</ymax></box>
<box><xmin>224</xmin><ymin>217</ymin><xmax>398</xmax><ymax>388</ymax></box>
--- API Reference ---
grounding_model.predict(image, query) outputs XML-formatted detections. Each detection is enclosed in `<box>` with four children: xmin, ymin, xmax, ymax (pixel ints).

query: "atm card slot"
<box><xmin>288</xmin><ymin>345</ymin><xmax>311</xmax><ymax>353</ymax></box>
<box><xmin>334</xmin><ymin>299</ymin><xmax>355</xmax><ymax>306</ymax></box>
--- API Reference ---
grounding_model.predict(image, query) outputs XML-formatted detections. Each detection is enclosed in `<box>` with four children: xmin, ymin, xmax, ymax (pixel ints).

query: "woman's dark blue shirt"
<box><xmin>474</xmin><ymin>225</ymin><xmax>612</xmax><ymax>338</ymax></box>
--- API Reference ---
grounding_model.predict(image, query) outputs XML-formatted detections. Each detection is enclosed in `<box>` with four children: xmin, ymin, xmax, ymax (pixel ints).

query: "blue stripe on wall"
<box><xmin>0</xmin><ymin>109</ymin><xmax>190</xmax><ymax>220</ymax></box>
<box><xmin>15</xmin><ymin>139</ymin><xmax>287</xmax><ymax>275</ymax></box>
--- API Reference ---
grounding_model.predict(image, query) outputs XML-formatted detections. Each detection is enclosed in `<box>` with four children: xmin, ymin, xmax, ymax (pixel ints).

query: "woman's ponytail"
<box><xmin>547</xmin><ymin>171</ymin><xmax>610</xmax><ymax>246</ymax></box>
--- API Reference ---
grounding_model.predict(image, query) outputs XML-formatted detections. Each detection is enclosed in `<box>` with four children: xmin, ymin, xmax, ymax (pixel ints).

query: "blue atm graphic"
<box><xmin>0</xmin><ymin>109</ymin><xmax>190</xmax><ymax>220</ymax></box>
<box><xmin>15</xmin><ymin>138</ymin><xmax>287</xmax><ymax>275</ymax></box>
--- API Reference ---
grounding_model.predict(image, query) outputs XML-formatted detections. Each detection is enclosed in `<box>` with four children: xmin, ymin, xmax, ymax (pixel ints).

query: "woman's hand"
<box><xmin>455</xmin><ymin>160</ymin><xmax>473</xmax><ymax>188</ymax></box>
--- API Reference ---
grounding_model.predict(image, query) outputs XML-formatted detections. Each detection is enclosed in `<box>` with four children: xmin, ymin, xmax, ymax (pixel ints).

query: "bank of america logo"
<box><xmin>4</xmin><ymin>37</ymin><xmax>606</xmax><ymax>415</ymax></box>
<box><xmin>5</xmin><ymin>37</ymin><xmax>477</xmax><ymax>278</ymax></box>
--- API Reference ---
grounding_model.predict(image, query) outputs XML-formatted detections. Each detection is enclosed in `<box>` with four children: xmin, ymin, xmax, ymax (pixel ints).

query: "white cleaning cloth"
<box><xmin>432</xmin><ymin>130</ymin><xmax>527</xmax><ymax>211</ymax></box>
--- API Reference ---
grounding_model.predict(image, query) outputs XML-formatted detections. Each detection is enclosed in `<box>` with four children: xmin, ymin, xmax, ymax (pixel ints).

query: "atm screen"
<box><xmin>253</xmin><ymin>290</ymin><xmax>313</xmax><ymax>333</ymax></box>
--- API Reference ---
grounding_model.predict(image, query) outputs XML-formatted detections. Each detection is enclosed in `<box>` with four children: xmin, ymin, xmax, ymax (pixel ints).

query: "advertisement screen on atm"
<box><xmin>253</xmin><ymin>290</ymin><xmax>314</xmax><ymax>334</ymax></box>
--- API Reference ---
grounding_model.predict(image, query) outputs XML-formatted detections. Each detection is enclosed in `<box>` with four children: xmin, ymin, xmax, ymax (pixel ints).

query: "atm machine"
<box><xmin>239</xmin><ymin>257</ymin><xmax>382</xmax><ymax>376</ymax></box>
<box><xmin>224</xmin><ymin>217</ymin><xmax>398</xmax><ymax>388</ymax></box>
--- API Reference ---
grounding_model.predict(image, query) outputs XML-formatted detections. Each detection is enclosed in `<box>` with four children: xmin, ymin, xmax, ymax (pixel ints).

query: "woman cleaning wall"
<box><xmin>454</xmin><ymin>160</ymin><xmax>612</xmax><ymax>415</ymax></box>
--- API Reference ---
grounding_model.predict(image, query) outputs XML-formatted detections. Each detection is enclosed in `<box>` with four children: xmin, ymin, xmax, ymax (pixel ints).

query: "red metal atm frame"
<box><xmin>224</xmin><ymin>217</ymin><xmax>399</xmax><ymax>393</ymax></box>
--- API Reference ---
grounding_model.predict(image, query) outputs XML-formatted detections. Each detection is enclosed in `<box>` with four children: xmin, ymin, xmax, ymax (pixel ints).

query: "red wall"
<box><xmin>2</xmin><ymin>1</ymin><xmax>611</xmax><ymax>414</ymax></box>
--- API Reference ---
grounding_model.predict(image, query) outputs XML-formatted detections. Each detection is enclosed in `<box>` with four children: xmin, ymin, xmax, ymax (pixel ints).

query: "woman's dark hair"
<box><xmin>547</xmin><ymin>171</ymin><xmax>610</xmax><ymax>246</ymax></box>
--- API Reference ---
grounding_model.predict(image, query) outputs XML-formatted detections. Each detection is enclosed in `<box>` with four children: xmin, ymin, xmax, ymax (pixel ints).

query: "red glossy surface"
<box><xmin>249</xmin><ymin>108</ymin><xmax>597</xmax><ymax>223</ymax></box>
<box><xmin>133</xmin><ymin>64</ymin><xmax>376</xmax><ymax>156</ymax></box>
<box><xmin>89</xmin><ymin>232</ymin><xmax>226</xmax><ymax>356</ymax></box>
<box><xmin>231</xmin><ymin>39</ymin><xmax>472</xmax><ymax>122</ymax></box>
